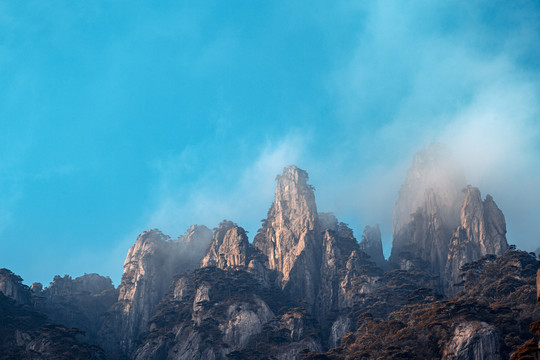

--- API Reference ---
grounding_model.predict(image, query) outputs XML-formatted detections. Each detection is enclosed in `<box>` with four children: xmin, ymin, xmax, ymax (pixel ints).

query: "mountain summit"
<box><xmin>0</xmin><ymin>147</ymin><xmax>533</xmax><ymax>360</ymax></box>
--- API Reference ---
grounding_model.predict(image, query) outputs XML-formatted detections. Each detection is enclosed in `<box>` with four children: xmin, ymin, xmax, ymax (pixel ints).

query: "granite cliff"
<box><xmin>253</xmin><ymin>165</ymin><xmax>322</xmax><ymax>306</ymax></box>
<box><xmin>114</xmin><ymin>226</ymin><xmax>213</xmax><ymax>355</ymax></box>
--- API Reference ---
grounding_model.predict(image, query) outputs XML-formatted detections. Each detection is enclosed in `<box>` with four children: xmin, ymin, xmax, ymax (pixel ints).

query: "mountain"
<box><xmin>390</xmin><ymin>143</ymin><xmax>508</xmax><ymax>293</ymax></box>
<box><xmin>253</xmin><ymin>165</ymin><xmax>322</xmax><ymax>307</ymax></box>
<box><xmin>113</xmin><ymin>226</ymin><xmax>213</xmax><ymax>355</ymax></box>
<box><xmin>0</xmin><ymin>269</ymin><xmax>106</xmax><ymax>359</ymax></box>
<box><xmin>0</xmin><ymin>144</ymin><xmax>536</xmax><ymax>359</ymax></box>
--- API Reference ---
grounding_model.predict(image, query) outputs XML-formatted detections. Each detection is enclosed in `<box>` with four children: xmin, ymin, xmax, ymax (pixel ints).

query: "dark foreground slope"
<box><xmin>304</xmin><ymin>249</ymin><xmax>539</xmax><ymax>359</ymax></box>
<box><xmin>0</xmin><ymin>269</ymin><xmax>105</xmax><ymax>360</ymax></box>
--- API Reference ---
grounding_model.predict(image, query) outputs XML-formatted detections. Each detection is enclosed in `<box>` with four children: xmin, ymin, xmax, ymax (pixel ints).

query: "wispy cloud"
<box><xmin>315</xmin><ymin>1</ymin><xmax>540</xmax><ymax>252</ymax></box>
<box><xmin>147</xmin><ymin>134</ymin><xmax>305</xmax><ymax>238</ymax></box>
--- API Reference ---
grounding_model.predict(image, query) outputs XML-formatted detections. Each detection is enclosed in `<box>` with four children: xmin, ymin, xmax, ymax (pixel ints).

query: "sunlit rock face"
<box><xmin>253</xmin><ymin>166</ymin><xmax>385</xmax><ymax>322</ymax></box>
<box><xmin>115</xmin><ymin>225</ymin><xmax>212</xmax><ymax>355</ymax></box>
<box><xmin>253</xmin><ymin>165</ymin><xmax>322</xmax><ymax>305</ymax></box>
<box><xmin>445</xmin><ymin>186</ymin><xmax>508</xmax><ymax>294</ymax></box>
<box><xmin>390</xmin><ymin>143</ymin><xmax>466</xmax><ymax>289</ymax></box>
<box><xmin>200</xmin><ymin>221</ymin><xmax>251</xmax><ymax>269</ymax></box>
<box><xmin>442</xmin><ymin>321</ymin><xmax>502</xmax><ymax>360</ymax></box>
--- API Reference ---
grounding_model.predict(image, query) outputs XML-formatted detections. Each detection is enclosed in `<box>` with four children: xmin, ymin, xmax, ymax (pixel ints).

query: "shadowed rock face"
<box><xmin>390</xmin><ymin>144</ymin><xmax>509</xmax><ymax>294</ymax></box>
<box><xmin>446</xmin><ymin>187</ymin><xmax>508</xmax><ymax>294</ymax></box>
<box><xmin>31</xmin><ymin>273</ymin><xmax>117</xmax><ymax>349</ymax></box>
<box><xmin>132</xmin><ymin>267</ymin><xmax>280</xmax><ymax>360</ymax></box>
<box><xmin>0</xmin><ymin>268</ymin><xmax>31</xmax><ymax>305</ymax></box>
<box><xmin>392</xmin><ymin>143</ymin><xmax>465</xmax><ymax>237</ymax></box>
<box><xmin>253</xmin><ymin>165</ymin><xmax>322</xmax><ymax>305</ymax></box>
<box><xmin>116</xmin><ymin>229</ymin><xmax>183</xmax><ymax>354</ymax></box>
<box><xmin>178</xmin><ymin>225</ymin><xmax>214</xmax><ymax>269</ymax></box>
<box><xmin>390</xmin><ymin>144</ymin><xmax>466</xmax><ymax>288</ymax></box>
<box><xmin>41</xmin><ymin>273</ymin><xmax>114</xmax><ymax>296</ymax></box>
<box><xmin>359</xmin><ymin>224</ymin><xmax>387</xmax><ymax>269</ymax></box>
<box><xmin>305</xmin><ymin>250</ymin><xmax>538</xmax><ymax>360</ymax></box>
<box><xmin>0</xmin><ymin>292</ymin><xmax>106</xmax><ymax>360</ymax></box>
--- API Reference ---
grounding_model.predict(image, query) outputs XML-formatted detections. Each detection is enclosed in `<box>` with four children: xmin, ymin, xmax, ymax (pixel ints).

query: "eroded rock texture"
<box><xmin>446</xmin><ymin>186</ymin><xmax>508</xmax><ymax>295</ymax></box>
<box><xmin>253</xmin><ymin>166</ymin><xmax>322</xmax><ymax>306</ymax></box>
<box><xmin>442</xmin><ymin>321</ymin><xmax>502</xmax><ymax>360</ymax></box>
<box><xmin>132</xmin><ymin>267</ymin><xmax>281</xmax><ymax>360</ymax></box>
<box><xmin>115</xmin><ymin>226</ymin><xmax>212</xmax><ymax>355</ymax></box>
<box><xmin>305</xmin><ymin>250</ymin><xmax>539</xmax><ymax>360</ymax></box>
<box><xmin>3</xmin><ymin>149</ymin><xmax>536</xmax><ymax>360</ymax></box>
<box><xmin>201</xmin><ymin>221</ymin><xmax>252</xmax><ymax>269</ymax></box>
<box><xmin>0</xmin><ymin>268</ymin><xmax>31</xmax><ymax>305</ymax></box>
<box><xmin>390</xmin><ymin>144</ymin><xmax>465</xmax><ymax>282</ymax></box>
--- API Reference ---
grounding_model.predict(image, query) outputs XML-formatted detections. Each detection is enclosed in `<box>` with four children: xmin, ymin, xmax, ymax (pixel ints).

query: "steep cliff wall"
<box><xmin>115</xmin><ymin>225</ymin><xmax>212</xmax><ymax>355</ymax></box>
<box><xmin>253</xmin><ymin>166</ymin><xmax>322</xmax><ymax>305</ymax></box>
<box><xmin>445</xmin><ymin>187</ymin><xmax>508</xmax><ymax>294</ymax></box>
<box><xmin>390</xmin><ymin>143</ymin><xmax>465</xmax><ymax>284</ymax></box>
<box><xmin>0</xmin><ymin>268</ymin><xmax>31</xmax><ymax>305</ymax></box>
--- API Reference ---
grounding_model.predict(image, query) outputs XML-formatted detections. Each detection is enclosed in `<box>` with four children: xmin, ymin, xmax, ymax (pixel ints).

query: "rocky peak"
<box><xmin>445</xmin><ymin>187</ymin><xmax>508</xmax><ymax>293</ymax></box>
<box><xmin>115</xmin><ymin>226</ymin><xmax>212</xmax><ymax>355</ymax></box>
<box><xmin>390</xmin><ymin>144</ymin><xmax>466</xmax><ymax>287</ymax></box>
<box><xmin>359</xmin><ymin>224</ymin><xmax>386</xmax><ymax>269</ymax></box>
<box><xmin>271</xmin><ymin>165</ymin><xmax>318</xmax><ymax>232</ymax></box>
<box><xmin>0</xmin><ymin>268</ymin><xmax>31</xmax><ymax>304</ymax></box>
<box><xmin>41</xmin><ymin>273</ymin><xmax>114</xmax><ymax>296</ymax></box>
<box><xmin>393</xmin><ymin>143</ymin><xmax>465</xmax><ymax>235</ymax></box>
<box><xmin>200</xmin><ymin>220</ymin><xmax>252</xmax><ymax>269</ymax></box>
<box><xmin>253</xmin><ymin>165</ymin><xmax>321</xmax><ymax>305</ymax></box>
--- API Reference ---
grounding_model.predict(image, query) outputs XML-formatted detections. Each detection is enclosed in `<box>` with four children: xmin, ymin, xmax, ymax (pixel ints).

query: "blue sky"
<box><xmin>1</xmin><ymin>1</ymin><xmax>539</xmax><ymax>286</ymax></box>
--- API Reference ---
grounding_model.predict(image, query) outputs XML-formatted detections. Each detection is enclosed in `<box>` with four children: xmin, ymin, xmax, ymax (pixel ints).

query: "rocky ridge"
<box><xmin>0</xmin><ymin>144</ymin><xmax>536</xmax><ymax>360</ymax></box>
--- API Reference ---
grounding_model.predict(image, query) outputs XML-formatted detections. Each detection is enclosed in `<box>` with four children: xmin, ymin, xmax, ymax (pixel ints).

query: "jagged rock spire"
<box><xmin>390</xmin><ymin>143</ymin><xmax>509</xmax><ymax>294</ymax></box>
<box><xmin>445</xmin><ymin>186</ymin><xmax>508</xmax><ymax>293</ymax></box>
<box><xmin>390</xmin><ymin>143</ymin><xmax>466</xmax><ymax>285</ymax></box>
<box><xmin>253</xmin><ymin>165</ymin><xmax>321</xmax><ymax>304</ymax></box>
<box><xmin>200</xmin><ymin>220</ymin><xmax>252</xmax><ymax>269</ymax></box>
